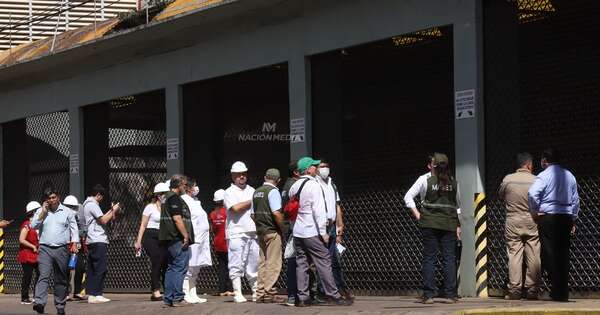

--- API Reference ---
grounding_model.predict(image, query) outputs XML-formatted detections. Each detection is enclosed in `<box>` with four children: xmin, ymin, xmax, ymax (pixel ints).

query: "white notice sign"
<box><xmin>70</xmin><ymin>154</ymin><xmax>79</xmax><ymax>174</ymax></box>
<box><xmin>290</xmin><ymin>118</ymin><xmax>305</xmax><ymax>143</ymax></box>
<box><xmin>167</xmin><ymin>138</ymin><xmax>179</xmax><ymax>160</ymax></box>
<box><xmin>455</xmin><ymin>89</ymin><xmax>476</xmax><ymax>119</ymax></box>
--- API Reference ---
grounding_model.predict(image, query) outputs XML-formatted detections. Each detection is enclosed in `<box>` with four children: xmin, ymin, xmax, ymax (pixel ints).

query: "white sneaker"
<box><xmin>233</xmin><ymin>295</ymin><xmax>247</xmax><ymax>303</ymax></box>
<box><xmin>184</xmin><ymin>296</ymin><xmax>198</xmax><ymax>304</ymax></box>
<box><xmin>252</xmin><ymin>292</ymin><xmax>257</xmax><ymax>302</ymax></box>
<box><xmin>194</xmin><ymin>297</ymin><xmax>207</xmax><ymax>303</ymax></box>
<box><xmin>89</xmin><ymin>295</ymin><xmax>111</xmax><ymax>303</ymax></box>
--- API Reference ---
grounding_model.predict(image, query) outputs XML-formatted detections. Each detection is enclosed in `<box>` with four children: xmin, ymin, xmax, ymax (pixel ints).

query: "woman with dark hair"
<box><xmin>18</xmin><ymin>201</ymin><xmax>42</xmax><ymax>304</ymax></box>
<box><xmin>405</xmin><ymin>153</ymin><xmax>461</xmax><ymax>304</ymax></box>
<box><xmin>134</xmin><ymin>182</ymin><xmax>170</xmax><ymax>301</ymax></box>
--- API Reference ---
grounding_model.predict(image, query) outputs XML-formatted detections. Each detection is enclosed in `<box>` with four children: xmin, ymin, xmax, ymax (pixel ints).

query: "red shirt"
<box><xmin>209</xmin><ymin>207</ymin><xmax>227</xmax><ymax>252</ymax></box>
<box><xmin>17</xmin><ymin>219</ymin><xmax>39</xmax><ymax>264</ymax></box>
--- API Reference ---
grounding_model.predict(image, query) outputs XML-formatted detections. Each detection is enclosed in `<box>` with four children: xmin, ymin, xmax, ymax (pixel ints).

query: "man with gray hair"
<box><xmin>253</xmin><ymin>168</ymin><xmax>286</xmax><ymax>303</ymax></box>
<box><xmin>499</xmin><ymin>152</ymin><xmax>540</xmax><ymax>300</ymax></box>
<box><xmin>159</xmin><ymin>174</ymin><xmax>194</xmax><ymax>307</ymax></box>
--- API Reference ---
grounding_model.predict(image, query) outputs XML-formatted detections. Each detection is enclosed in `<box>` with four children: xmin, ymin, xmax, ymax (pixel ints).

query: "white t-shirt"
<box><xmin>224</xmin><ymin>184</ymin><xmax>256</xmax><ymax>239</ymax></box>
<box><xmin>317</xmin><ymin>176</ymin><xmax>340</xmax><ymax>222</ymax></box>
<box><xmin>289</xmin><ymin>175</ymin><xmax>327</xmax><ymax>238</ymax></box>
<box><xmin>142</xmin><ymin>203</ymin><xmax>161</xmax><ymax>230</ymax></box>
<box><xmin>181</xmin><ymin>194</ymin><xmax>210</xmax><ymax>243</ymax></box>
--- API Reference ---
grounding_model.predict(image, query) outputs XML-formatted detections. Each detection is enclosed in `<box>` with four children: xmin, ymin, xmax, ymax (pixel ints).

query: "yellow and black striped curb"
<box><xmin>455</xmin><ymin>308</ymin><xmax>600</xmax><ymax>315</ymax></box>
<box><xmin>474</xmin><ymin>193</ymin><xmax>488</xmax><ymax>298</ymax></box>
<box><xmin>0</xmin><ymin>228</ymin><xmax>5</xmax><ymax>294</ymax></box>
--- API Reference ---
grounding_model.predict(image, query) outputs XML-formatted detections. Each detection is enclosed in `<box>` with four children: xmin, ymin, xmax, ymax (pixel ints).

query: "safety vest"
<box><xmin>420</xmin><ymin>176</ymin><xmax>459</xmax><ymax>232</ymax></box>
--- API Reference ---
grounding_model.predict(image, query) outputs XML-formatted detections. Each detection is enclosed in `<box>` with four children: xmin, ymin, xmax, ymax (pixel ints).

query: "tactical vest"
<box><xmin>159</xmin><ymin>191</ymin><xmax>195</xmax><ymax>242</ymax></box>
<box><xmin>419</xmin><ymin>176</ymin><xmax>460</xmax><ymax>232</ymax></box>
<box><xmin>253</xmin><ymin>184</ymin><xmax>279</xmax><ymax>235</ymax></box>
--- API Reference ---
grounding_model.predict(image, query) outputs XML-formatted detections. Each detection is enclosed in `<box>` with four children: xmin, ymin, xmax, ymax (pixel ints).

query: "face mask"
<box><xmin>319</xmin><ymin>167</ymin><xmax>330</xmax><ymax>179</ymax></box>
<box><xmin>159</xmin><ymin>195</ymin><xmax>167</xmax><ymax>204</ymax></box>
<box><xmin>192</xmin><ymin>186</ymin><xmax>199</xmax><ymax>197</ymax></box>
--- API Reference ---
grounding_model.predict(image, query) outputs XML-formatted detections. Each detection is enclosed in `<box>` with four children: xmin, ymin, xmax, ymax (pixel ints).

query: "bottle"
<box><xmin>68</xmin><ymin>253</ymin><xmax>78</xmax><ymax>269</ymax></box>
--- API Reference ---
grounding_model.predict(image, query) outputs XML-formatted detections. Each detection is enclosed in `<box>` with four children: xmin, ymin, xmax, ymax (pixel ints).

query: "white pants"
<box><xmin>227</xmin><ymin>237</ymin><xmax>259</xmax><ymax>280</ymax></box>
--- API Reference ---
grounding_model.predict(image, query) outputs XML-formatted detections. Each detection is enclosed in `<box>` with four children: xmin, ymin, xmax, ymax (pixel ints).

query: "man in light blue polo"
<box><xmin>528</xmin><ymin>148</ymin><xmax>579</xmax><ymax>302</ymax></box>
<box><xmin>30</xmin><ymin>187</ymin><xmax>79</xmax><ymax>315</ymax></box>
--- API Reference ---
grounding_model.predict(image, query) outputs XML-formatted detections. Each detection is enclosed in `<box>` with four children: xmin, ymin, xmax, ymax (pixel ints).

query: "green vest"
<box><xmin>419</xmin><ymin>176</ymin><xmax>459</xmax><ymax>232</ymax></box>
<box><xmin>253</xmin><ymin>184</ymin><xmax>279</xmax><ymax>235</ymax></box>
<box><xmin>159</xmin><ymin>191</ymin><xmax>195</xmax><ymax>242</ymax></box>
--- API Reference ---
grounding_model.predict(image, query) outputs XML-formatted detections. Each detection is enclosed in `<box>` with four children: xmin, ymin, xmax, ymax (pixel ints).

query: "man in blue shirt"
<box><xmin>528</xmin><ymin>148</ymin><xmax>579</xmax><ymax>302</ymax></box>
<box><xmin>30</xmin><ymin>187</ymin><xmax>80</xmax><ymax>315</ymax></box>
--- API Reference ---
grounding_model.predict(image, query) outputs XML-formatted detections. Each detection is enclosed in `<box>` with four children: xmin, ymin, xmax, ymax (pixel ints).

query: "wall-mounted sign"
<box><xmin>167</xmin><ymin>138</ymin><xmax>179</xmax><ymax>160</ymax></box>
<box><xmin>455</xmin><ymin>89</ymin><xmax>476</xmax><ymax>120</ymax></box>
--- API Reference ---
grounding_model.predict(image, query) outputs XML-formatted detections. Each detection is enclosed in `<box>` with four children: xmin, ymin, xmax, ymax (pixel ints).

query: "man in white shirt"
<box><xmin>316</xmin><ymin>159</ymin><xmax>353</xmax><ymax>300</ymax></box>
<box><xmin>289</xmin><ymin>157</ymin><xmax>351</xmax><ymax>307</ymax></box>
<box><xmin>181</xmin><ymin>179</ymin><xmax>211</xmax><ymax>304</ymax></box>
<box><xmin>224</xmin><ymin>161</ymin><xmax>259</xmax><ymax>303</ymax></box>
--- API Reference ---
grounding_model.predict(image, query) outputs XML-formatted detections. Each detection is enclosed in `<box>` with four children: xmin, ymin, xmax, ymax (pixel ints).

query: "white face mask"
<box><xmin>319</xmin><ymin>167</ymin><xmax>330</xmax><ymax>179</ymax></box>
<box><xmin>192</xmin><ymin>186</ymin><xmax>199</xmax><ymax>197</ymax></box>
<box><xmin>159</xmin><ymin>195</ymin><xmax>167</xmax><ymax>204</ymax></box>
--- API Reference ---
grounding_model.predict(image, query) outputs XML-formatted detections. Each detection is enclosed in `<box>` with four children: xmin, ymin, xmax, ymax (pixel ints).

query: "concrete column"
<box><xmin>68</xmin><ymin>107</ymin><xmax>84</xmax><ymax>201</ymax></box>
<box><xmin>453</xmin><ymin>0</ymin><xmax>484</xmax><ymax>297</ymax></box>
<box><xmin>288</xmin><ymin>55</ymin><xmax>312</xmax><ymax>159</ymax></box>
<box><xmin>166</xmin><ymin>85</ymin><xmax>184</xmax><ymax>176</ymax></box>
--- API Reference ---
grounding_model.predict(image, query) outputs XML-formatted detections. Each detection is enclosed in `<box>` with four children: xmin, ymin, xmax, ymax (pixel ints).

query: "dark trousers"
<box><xmin>286</xmin><ymin>257</ymin><xmax>297</xmax><ymax>299</ymax></box>
<box><xmin>143</xmin><ymin>229</ymin><xmax>167</xmax><ymax>291</ymax></box>
<box><xmin>86</xmin><ymin>243</ymin><xmax>108</xmax><ymax>296</ymax></box>
<box><xmin>68</xmin><ymin>250</ymin><xmax>86</xmax><ymax>296</ymax></box>
<box><xmin>326</xmin><ymin>224</ymin><xmax>347</xmax><ymax>290</ymax></box>
<box><xmin>294</xmin><ymin>236</ymin><xmax>340</xmax><ymax>301</ymax></box>
<box><xmin>421</xmin><ymin>227</ymin><xmax>457</xmax><ymax>299</ymax></box>
<box><xmin>21</xmin><ymin>263</ymin><xmax>38</xmax><ymax>300</ymax></box>
<box><xmin>216</xmin><ymin>252</ymin><xmax>233</xmax><ymax>293</ymax></box>
<box><xmin>538</xmin><ymin>214</ymin><xmax>572</xmax><ymax>301</ymax></box>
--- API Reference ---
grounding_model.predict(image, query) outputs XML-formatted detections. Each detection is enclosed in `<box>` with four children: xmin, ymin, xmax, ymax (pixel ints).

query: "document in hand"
<box><xmin>336</xmin><ymin>243</ymin><xmax>346</xmax><ymax>256</ymax></box>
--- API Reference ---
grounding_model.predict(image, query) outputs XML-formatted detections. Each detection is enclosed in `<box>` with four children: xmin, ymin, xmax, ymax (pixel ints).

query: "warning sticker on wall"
<box><xmin>167</xmin><ymin>138</ymin><xmax>179</xmax><ymax>160</ymax></box>
<box><xmin>70</xmin><ymin>154</ymin><xmax>79</xmax><ymax>174</ymax></box>
<box><xmin>290</xmin><ymin>118</ymin><xmax>305</xmax><ymax>143</ymax></box>
<box><xmin>455</xmin><ymin>89</ymin><xmax>476</xmax><ymax>120</ymax></box>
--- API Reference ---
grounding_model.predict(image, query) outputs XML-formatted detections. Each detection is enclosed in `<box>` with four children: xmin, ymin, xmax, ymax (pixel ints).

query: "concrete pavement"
<box><xmin>1</xmin><ymin>294</ymin><xmax>599</xmax><ymax>315</ymax></box>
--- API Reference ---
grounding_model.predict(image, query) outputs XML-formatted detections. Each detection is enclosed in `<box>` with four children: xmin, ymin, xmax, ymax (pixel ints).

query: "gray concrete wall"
<box><xmin>0</xmin><ymin>0</ymin><xmax>483</xmax><ymax>296</ymax></box>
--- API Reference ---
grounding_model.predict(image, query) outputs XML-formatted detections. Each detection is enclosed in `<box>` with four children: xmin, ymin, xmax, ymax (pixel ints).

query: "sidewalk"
<box><xmin>1</xmin><ymin>294</ymin><xmax>599</xmax><ymax>315</ymax></box>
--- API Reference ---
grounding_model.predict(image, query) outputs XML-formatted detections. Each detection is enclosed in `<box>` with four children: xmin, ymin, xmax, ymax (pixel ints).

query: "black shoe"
<box><xmin>323</xmin><ymin>297</ymin><xmax>352</xmax><ymax>306</ymax></box>
<box><xmin>33</xmin><ymin>303</ymin><xmax>44</xmax><ymax>314</ymax></box>
<box><xmin>311</xmin><ymin>294</ymin><xmax>327</xmax><ymax>305</ymax></box>
<box><xmin>57</xmin><ymin>309</ymin><xmax>66</xmax><ymax>315</ymax></box>
<box><xmin>296</xmin><ymin>300</ymin><xmax>311</xmax><ymax>307</ymax></box>
<box><xmin>150</xmin><ymin>295</ymin><xmax>163</xmax><ymax>301</ymax></box>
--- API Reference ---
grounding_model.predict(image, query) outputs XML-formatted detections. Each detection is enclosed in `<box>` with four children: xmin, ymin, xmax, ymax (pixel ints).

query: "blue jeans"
<box><xmin>421</xmin><ymin>227</ymin><xmax>457</xmax><ymax>299</ymax></box>
<box><xmin>163</xmin><ymin>240</ymin><xmax>190</xmax><ymax>305</ymax></box>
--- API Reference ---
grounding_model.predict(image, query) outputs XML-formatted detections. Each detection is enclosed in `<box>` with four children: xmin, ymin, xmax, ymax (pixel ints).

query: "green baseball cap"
<box><xmin>265</xmin><ymin>168</ymin><xmax>281</xmax><ymax>179</ymax></box>
<box><xmin>297</xmin><ymin>157</ymin><xmax>321</xmax><ymax>173</ymax></box>
<box><xmin>433</xmin><ymin>152</ymin><xmax>449</xmax><ymax>165</ymax></box>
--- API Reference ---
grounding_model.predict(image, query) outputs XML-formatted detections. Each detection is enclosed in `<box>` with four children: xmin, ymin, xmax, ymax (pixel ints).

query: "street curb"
<box><xmin>455</xmin><ymin>309</ymin><xmax>600</xmax><ymax>315</ymax></box>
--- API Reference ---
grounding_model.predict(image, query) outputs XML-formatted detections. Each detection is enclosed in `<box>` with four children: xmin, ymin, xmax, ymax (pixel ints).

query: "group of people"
<box><xmin>4</xmin><ymin>147</ymin><xmax>579</xmax><ymax>314</ymax></box>
<box><xmin>135</xmin><ymin>157</ymin><xmax>354</xmax><ymax>308</ymax></box>
<box><xmin>13</xmin><ymin>184</ymin><xmax>121</xmax><ymax>315</ymax></box>
<box><xmin>402</xmin><ymin>148</ymin><xmax>578</xmax><ymax>304</ymax></box>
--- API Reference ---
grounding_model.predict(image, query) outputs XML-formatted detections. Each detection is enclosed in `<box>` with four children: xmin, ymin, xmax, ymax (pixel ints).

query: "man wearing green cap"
<box><xmin>253</xmin><ymin>168</ymin><xmax>286</xmax><ymax>303</ymax></box>
<box><xmin>288</xmin><ymin>157</ymin><xmax>351</xmax><ymax>307</ymax></box>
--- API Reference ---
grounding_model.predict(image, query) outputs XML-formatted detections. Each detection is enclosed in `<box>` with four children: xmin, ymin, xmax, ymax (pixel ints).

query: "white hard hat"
<box><xmin>26</xmin><ymin>201</ymin><xmax>41</xmax><ymax>213</ymax></box>
<box><xmin>63</xmin><ymin>195</ymin><xmax>79</xmax><ymax>207</ymax></box>
<box><xmin>213</xmin><ymin>189</ymin><xmax>225</xmax><ymax>202</ymax></box>
<box><xmin>230</xmin><ymin>161</ymin><xmax>248</xmax><ymax>173</ymax></box>
<box><xmin>154</xmin><ymin>182</ymin><xmax>169</xmax><ymax>193</ymax></box>
<box><xmin>165</xmin><ymin>180</ymin><xmax>171</xmax><ymax>188</ymax></box>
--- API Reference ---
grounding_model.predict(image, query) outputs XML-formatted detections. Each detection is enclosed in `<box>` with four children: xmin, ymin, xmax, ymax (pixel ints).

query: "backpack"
<box><xmin>283</xmin><ymin>178</ymin><xmax>310</xmax><ymax>222</ymax></box>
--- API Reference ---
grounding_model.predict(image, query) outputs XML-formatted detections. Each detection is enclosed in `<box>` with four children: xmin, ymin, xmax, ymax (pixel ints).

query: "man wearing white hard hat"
<box><xmin>209</xmin><ymin>189</ymin><xmax>234</xmax><ymax>296</ymax></box>
<box><xmin>223</xmin><ymin>161</ymin><xmax>259</xmax><ymax>303</ymax></box>
<box><xmin>135</xmin><ymin>182</ymin><xmax>169</xmax><ymax>301</ymax></box>
<box><xmin>180</xmin><ymin>178</ymin><xmax>212</xmax><ymax>304</ymax></box>
<box><xmin>18</xmin><ymin>201</ymin><xmax>41</xmax><ymax>304</ymax></box>
<box><xmin>63</xmin><ymin>196</ymin><xmax>87</xmax><ymax>301</ymax></box>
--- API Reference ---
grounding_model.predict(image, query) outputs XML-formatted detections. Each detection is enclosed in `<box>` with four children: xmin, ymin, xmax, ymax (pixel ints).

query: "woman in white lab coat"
<box><xmin>180</xmin><ymin>179</ymin><xmax>212</xmax><ymax>303</ymax></box>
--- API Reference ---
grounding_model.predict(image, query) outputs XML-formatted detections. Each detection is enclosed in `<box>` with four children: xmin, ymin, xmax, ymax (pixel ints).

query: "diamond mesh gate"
<box><xmin>312</xmin><ymin>26</ymin><xmax>454</xmax><ymax>295</ymax></box>
<box><xmin>2</xmin><ymin>112</ymin><xmax>70</xmax><ymax>293</ymax></box>
<box><xmin>484</xmin><ymin>0</ymin><xmax>600</xmax><ymax>297</ymax></box>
